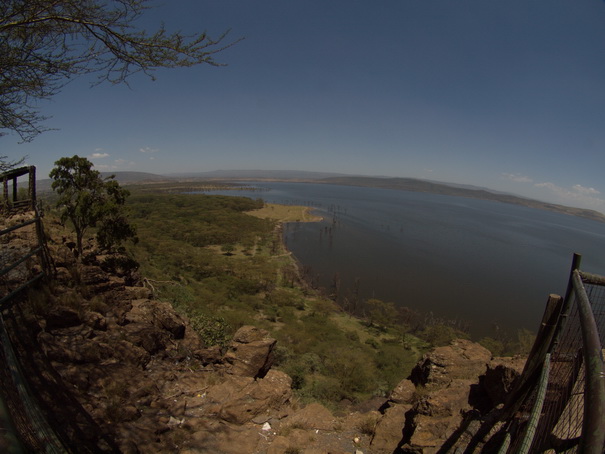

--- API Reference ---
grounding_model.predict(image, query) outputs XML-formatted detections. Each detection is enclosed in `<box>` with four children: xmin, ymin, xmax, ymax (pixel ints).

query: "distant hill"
<box><xmin>316</xmin><ymin>176</ymin><xmax>605</xmax><ymax>223</ymax></box>
<box><xmin>37</xmin><ymin>171</ymin><xmax>171</xmax><ymax>192</ymax></box>
<box><xmin>100</xmin><ymin>171</ymin><xmax>173</xmax><ymax>184</ymax></box>
<box><xmin>168</xmin><ymin>169</ymin><xmax>347</xmax><ymax>180</ymax></box>
<box><xmin>36</xmin><ymin>169</ymin><xmax>605</xmax><ymax>223</ymax></box>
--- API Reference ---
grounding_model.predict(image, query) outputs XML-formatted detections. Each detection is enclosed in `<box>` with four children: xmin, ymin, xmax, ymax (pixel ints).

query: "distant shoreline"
<box><xmin>38</xmin><ymin>171</ymin><xmax>605</xmax><ymax>224</ymax></box>
<box><xmin>217</xmin><ymin>176</ymin><xmax>605</xmax><ymax>224</ymax></box>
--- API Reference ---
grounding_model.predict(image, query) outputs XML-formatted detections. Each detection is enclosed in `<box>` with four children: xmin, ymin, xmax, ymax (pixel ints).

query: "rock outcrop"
<box><xmin>6</xmin><ymin>230</ymin><xmax>528</xmax><ymax>453</ymax></box>
<box><xmin>366</xmin><ymin>340</ymin><xmax>525</xmax><ymax>454</ymax></box>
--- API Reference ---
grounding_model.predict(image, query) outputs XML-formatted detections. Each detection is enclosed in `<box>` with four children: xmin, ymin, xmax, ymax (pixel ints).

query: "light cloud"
<box><xmin>139</xmin><ymin>147</ymin><xmax>159</xmax><ymax>154</ymax></box>
<box><xmin>92</xmin><ymin>159</ymin><xmax>135</xmax><ymax>171</ymax></box>
<box><xmin>114</xmin><ymin>159</ymin><xmax>135</xmax><ymax>167</ymax></box>
<box><xmin>571</xmin><ymin>184</ymin><xmax>600</xmax><ymax>196</ymax></box>
<box><xmin>502</xmin><ymin>173</ymin><xmax>533</xmax><ymax>183</ymax></box>
<box><xmin>90</xmin><ymin>152</ymin><xmax>109</xmax><ymax>159</ymax></box>
<box><xmin>534</xmin><ymin>181</ymin><xmax>605</xmax><ymax>211</ymax></box>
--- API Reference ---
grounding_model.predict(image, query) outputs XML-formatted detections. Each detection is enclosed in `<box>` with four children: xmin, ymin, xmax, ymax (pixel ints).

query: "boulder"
<box><xmin>217</xmin><ymin>370</ymin><xmax>292</xmax><ymax>424</ymax></box>
<box><xmin>79</xmin><ymin>265</ymin><xmax>109</xmax><ymax>285</ymax></box>
<box><xmin>188</xmin><ymin>419</ymin><xmax>262</xmax><ymax>454</ymax></box>
<box><xmin>413</xmin><ymin>380</ymin><xmax>475</xmax><ymax>418</ymax></box>
<box><xmin>405</xmin><ymin>413</ymin><xmax>462</xmax><ymax>453</ymax></box>
<box><xmin>285</xmin><ymin>402</ymin><xmax>336</xmax><ymax>431</ymax></box>
<box><xmin>124</xmin><ymin>286</ymin><xmax>153</xmax><ymax>300</ymax></box>
<box><xmin>82</xmin><ymin>311</ymin><xmax>107</xmax><ymax>331</ymax></box>
<box><xmin>399</xmin><ymin>340</ymin><xmax>496</xmax><ymax>453</ymax></box>
<box><xmin>45</xmin><ymin>306</ymin><xmax>81</xmax><ymax>331</ymax></box>
<box><xmin>224</xmin><ymin>326</ymin><xmax>276</xmax><ymax>378</ymax></box>
<box><xmin>480</xmin><ymin>356</ymin><xmax>526</xmax><ymax>407</ymax></box>
<box><xmin>389</xmin><ymin>379</ymin><xmax>416</xmax><ymax>405</ymax></box>
<box><xmin>125</xmin><ymin>299</ymin><xmax>186</xmax><ymax>339</ymax></box>
<box><xmin>122</xmin><ymin>323</ymin><xmax>171</xmax><ymax>355</ymax></box>
<box><xmin>193</xmin><ymin>346</ymin><xmax>223</xmax><ymax>365</ymax></box>
<box><xmin>410</xmin><ymin>339</ymin><xmax>492</xmax><ymax>387</ymax></box>
<box><xmin>371</xmin><ymin>405</ymin><xmax>410</xmax><ymax>453</ymax></box>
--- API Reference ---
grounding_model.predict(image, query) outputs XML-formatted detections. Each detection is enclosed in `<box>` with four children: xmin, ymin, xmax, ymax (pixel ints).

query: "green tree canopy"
<box><xmin>1</xmin><ymin>0</ymin><xmax>236</xmax><ymax>141</ymax></box>
<box><xmin>365</xmin><ymin>298</ymin><xmax>398</xmax><ymax>330</ymax></box>
<box><xmin>50</xmin><ymin>155</ymin><xmax>136</xmax><ymax>257</ymax></box>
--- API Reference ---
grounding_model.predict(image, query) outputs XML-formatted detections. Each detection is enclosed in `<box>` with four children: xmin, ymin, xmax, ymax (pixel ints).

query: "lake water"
<box><xmin>202</xmin><ymin>182</ymin><xmax>605</xmax><ymax>338</ymax></box>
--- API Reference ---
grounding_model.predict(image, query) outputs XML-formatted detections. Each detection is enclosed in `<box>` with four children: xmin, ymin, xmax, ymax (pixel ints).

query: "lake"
<box><xmin>202</xmin><ymin>181</ymin><xmax>605</xmax><ymax>338</ymax></box>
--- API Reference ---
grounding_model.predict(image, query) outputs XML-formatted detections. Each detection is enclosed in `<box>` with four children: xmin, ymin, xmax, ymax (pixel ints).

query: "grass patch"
<box><xmin>247</xmin><ymin>203</ymin><xmax>322</xmax><ymax>223</ymax></box>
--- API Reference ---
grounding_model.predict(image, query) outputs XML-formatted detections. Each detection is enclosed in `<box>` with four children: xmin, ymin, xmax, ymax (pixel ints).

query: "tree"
<box><xmin>365</xmin><ymin>298</ymin><xmax>398</xmax><ymax>330</ymax></box>
<box><xmin>1</xmin><ymin>0</ymin><xmax>236</xmax><ymax>141</ymax></box>
<box><xmin>50</xmin><ymin>155</ymin><xmax>136</xmax><ymax>257</ymax></box>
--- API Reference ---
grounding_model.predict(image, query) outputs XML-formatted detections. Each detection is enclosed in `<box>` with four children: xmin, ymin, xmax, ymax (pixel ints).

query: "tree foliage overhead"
<box><xmin>50</xmin><ymin>155</ymin><xmax>136</xmax><ymax>257</ymax></box>
<box><xmin>1</xmin><ymin>0</ymin><xmax>236</xmax><ymax>141</ymax></box>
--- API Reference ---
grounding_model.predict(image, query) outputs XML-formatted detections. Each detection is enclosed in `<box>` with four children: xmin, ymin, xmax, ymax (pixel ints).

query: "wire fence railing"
<box><xmin>447</xmin><ymin>253</ymin><xmax>605</xmax><ymax>453</ymax></box>
<box><xmin>0</xmin><ymin>166</ymin><xmax>65</xmax><ymax>452</ymax></box>
<box><xmin>505</xmin><ymin>258</ymin><xmax>605</xmax><ymax>453</ymax></box>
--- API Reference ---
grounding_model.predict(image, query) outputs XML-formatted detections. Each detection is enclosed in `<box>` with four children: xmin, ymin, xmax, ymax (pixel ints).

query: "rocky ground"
<box><xmin>1</xmin><ymin>213</ymin><xmax>526</xmax><ymax>453</ymax></box>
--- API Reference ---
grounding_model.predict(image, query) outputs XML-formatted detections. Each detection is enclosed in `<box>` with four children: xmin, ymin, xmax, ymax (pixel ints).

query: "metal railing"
<box><xmin>504</xmin><ymin>257</ymin><xmax>605</xmax><ymax>453</ymax></box>
<box><xmin>0</xmin><ymin>166</ymin><xmax>119</xmax><ymax>453</ymax></box>
<box><xmin>446</xmin><ymin>253</ymin><xmax>605</xmax><ymax>453</ymax></box>
<box><xmin>0</xmin><ymin>166</ymin><xmax>62</xmax><ymax>452</ymax></box>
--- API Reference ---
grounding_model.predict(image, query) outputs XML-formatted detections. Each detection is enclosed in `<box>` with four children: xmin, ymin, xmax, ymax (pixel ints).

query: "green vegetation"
<box><xmin>50</xmin><ymin>155</ymin><xmax>137</xmax><ymax>257</ymax></box>
<box><xmin>478</xmin><ymin>328</ymin><xmax>536</xmax><ymax>357</ymax></box>
<box><xmin>123</xmin><ymin>187</ymin><xmax>432</xmax><ymax>408</ymax></box>
<box><xmin>43</xmin><ymin>175</ymin><xmax>497</xmax><ymax>407</ymax></box>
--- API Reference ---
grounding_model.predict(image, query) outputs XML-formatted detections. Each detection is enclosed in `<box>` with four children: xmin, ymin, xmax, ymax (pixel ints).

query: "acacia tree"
<box><xmin>1</xmin><ymin>0</ymin><xmax>236</xmax><ymax>141</ymax></box>
<box><xmin>50</xmin><ymin>155</ymin><xmax>136</xmax><ymax>257</ymax></box>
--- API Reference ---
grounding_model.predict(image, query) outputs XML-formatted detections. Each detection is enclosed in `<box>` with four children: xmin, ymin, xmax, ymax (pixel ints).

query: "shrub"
<box><xmin>417</xmin><ymin>324</ymin><xmax>469</xmax><ymax>347</ymax></box>
<box><xmin>189</xmin><ymin>314</ymin><xmax>230</xmax><ymax>349</ymax></box>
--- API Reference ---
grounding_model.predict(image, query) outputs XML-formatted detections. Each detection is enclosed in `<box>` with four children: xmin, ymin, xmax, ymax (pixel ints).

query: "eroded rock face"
<box><xmin>410</xmin><ymin>339</ymin><xmax>492</xmax><ymax>387</ymax></box>
<box><xmin>381</xmin><ymin>340</ymin><xmax>499</xmax><ymax>454</ymax></box>
<box><xmin>480</xmin><ymin>357</ymin><xmax>525</xmax><ymax>407</ymax></box>
<box><xmin>217</xmin><ymin>370</ymin><xmax>292</xmax><ymax>424</ymax></box>
<box><xmin>370</xmin><ymin>405</ymin><xmax>410</xmax><ymax>453</ymax></box>
<box><xmin>125</xmin><ymin>299</ymin><xmax>187</xmax><ymax>339</ymax></box>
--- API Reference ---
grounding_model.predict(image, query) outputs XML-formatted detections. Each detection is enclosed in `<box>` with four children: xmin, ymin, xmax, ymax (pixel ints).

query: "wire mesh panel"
<box><xmin>585</xmin><ymin>281</ymin><xmax>605</xmax><ymax>348</ymax></box>
<box><xmin>534</xmin><ymin>297</ymin><xmax>584</xmax><ymax>453</ymax></box>
<box><xmin>506</xmin><ymin>297</ymin><xmax>583</xmax><ymax>453</ymax></box>
<box><xmin>440</xmin><ymin>257</ymin><xmax>605</xmax><ymax>453</ymax></box>
<box><xmin>502</xmin><ymin>264</ymin><xmax>605</xmax><ymax>454</ymax></box>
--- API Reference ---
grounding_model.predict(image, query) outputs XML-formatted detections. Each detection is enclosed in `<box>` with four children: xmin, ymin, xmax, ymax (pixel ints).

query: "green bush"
<box><xmin>189</xmin><ymin>314</ymin><xmax>230</xmax><ymax>348</ymax></box>
<box><xmin>417</xmin><ymin>324</ymin><xmax>469</xmax><ymax>347</ymax></box>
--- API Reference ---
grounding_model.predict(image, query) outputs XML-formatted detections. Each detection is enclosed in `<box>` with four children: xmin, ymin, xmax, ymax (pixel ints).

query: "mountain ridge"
<box><xmin>37</xmin><ymin>169</ymin><xmax>605</xmax><ymax>223</ymax></box>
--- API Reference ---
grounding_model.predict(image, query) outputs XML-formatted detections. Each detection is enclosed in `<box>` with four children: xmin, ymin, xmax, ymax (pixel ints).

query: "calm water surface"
<box><xmin>203</xmin><ymin>182</ymin><xmax>605</xmax><ymax>338</ymax></box>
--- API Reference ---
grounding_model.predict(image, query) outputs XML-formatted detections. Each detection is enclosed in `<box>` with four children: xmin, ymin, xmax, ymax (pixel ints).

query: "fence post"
<box><xmin>572</xmin><ymin>270</ymin><xmax>605</xmax><ymax>454</ymax></box>
<box><xmin>2</xmin><ymin>174</ymin><xmax>8</xmax><ymax>208</ymax></box>
<box><xmin>28</xmin><ymin>166</ymin><xmax>36</xmax><ymax>210</ymax></box>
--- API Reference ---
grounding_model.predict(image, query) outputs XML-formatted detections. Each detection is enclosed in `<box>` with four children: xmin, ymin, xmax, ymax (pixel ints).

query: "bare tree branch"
<box><xmin>0</xmin><ymin>0</ymin><xmax>240</xmax><ymax>142</ymax></box>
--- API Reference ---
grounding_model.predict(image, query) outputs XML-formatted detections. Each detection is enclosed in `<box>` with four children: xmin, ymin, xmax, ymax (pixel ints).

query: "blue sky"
<box><xmin>3</xmin><ymin>0</ymin><xmax>605</xmax><ymax>212</ymax></box>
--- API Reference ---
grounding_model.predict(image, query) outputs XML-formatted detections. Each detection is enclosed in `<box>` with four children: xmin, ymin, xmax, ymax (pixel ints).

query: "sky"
<box><xmin>3</xmin><ymin>0</ymin><xmax>605</xmax><ymax>212</ymax></box>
